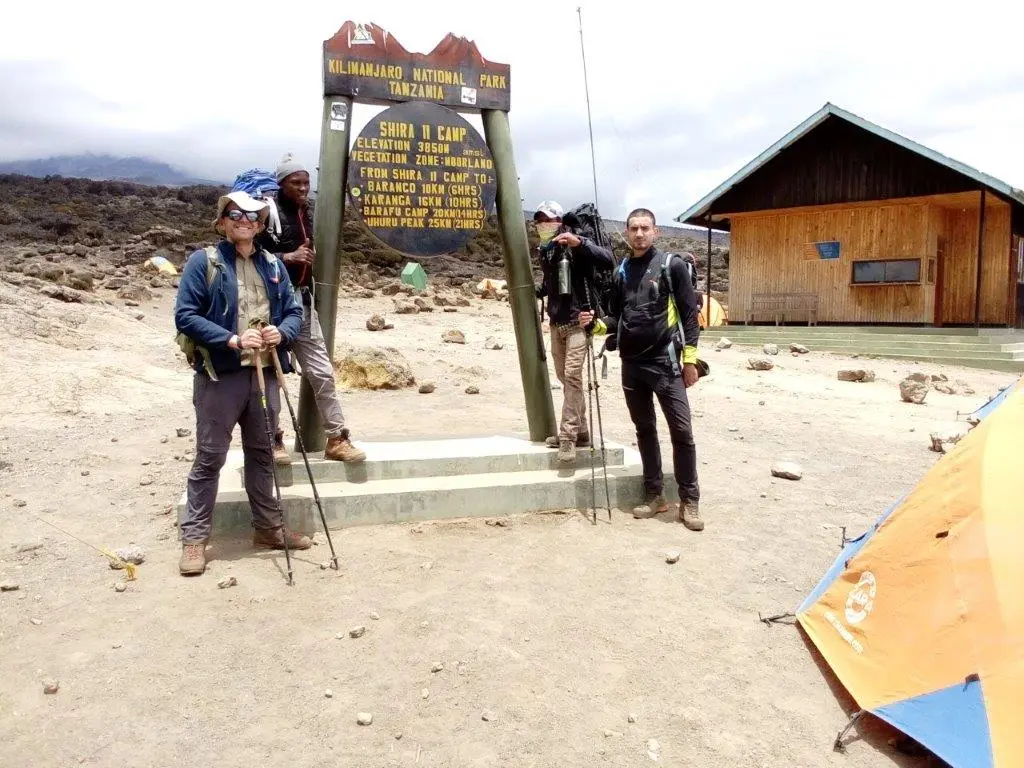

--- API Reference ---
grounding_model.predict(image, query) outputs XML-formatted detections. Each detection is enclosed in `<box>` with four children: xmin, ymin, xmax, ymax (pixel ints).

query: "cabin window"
<box><xmin>851</xmin><ymin>259</ymin><xmax>921</xmax><ymax>285</ymax></box>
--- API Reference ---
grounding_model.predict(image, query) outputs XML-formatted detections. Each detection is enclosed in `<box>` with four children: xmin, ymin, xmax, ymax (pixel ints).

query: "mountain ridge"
<box><xmin>0</xmin><ymin>153</ymin><xmax>222</xmax><ymax>187</ymax></box>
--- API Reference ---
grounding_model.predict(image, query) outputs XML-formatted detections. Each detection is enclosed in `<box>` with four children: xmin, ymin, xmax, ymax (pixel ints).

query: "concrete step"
<box><xmin>267</xmin><ymin>435</ymin><xmax>626</xmax><ymax>486</ymax></box>
<box><xmin>706</xmin><ymin>339</ymin><xmax>1024</xmax><ymax>356</ymax></box>
<box><xmin>706</xmin><ymin>325</ymin><xmax>1024</xmax><ymax>337</ymax></box>
<box><xmin>177</xmin><ymin>437</ymin><xmax>669</xmax><ymax>535</ymax></box>
<box><xmin>702</xmin><ymin>330</ymin><xmax>1024</xmax><ymax>349</ymax></box>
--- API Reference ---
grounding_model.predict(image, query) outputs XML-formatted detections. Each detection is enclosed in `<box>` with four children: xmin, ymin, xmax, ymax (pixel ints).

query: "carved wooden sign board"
<box><xmin>323</xmin><ymin>21</ymin><xmax>507</xmax><ymax>256</ymax></box>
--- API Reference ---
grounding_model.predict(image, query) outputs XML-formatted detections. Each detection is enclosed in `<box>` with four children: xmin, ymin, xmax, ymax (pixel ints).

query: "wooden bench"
<box><xmin>744</xmin><ymin>293</ymin><xmax>819</xmax><ymax>326</ymax></box>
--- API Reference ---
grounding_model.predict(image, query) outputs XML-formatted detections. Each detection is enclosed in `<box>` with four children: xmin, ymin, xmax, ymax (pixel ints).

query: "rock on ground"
<box><xmin>357</xmin><ymin>712</ymin><xmax>373</xmax><ymax>725</ymax></box>
<box><xmin>714</xmin><ymin>338</ymin><xmax>732</xmax><ymax>350</ymax></box>
<box><xmin>900</xmin><ymin>378</ymin><xmax>929</xmax><ymax>404</ymax></box>
<box><xmin>443</xmin><ymin>329</ymin><xmax>466</xmax><ymax>344</ymax></box>
<box><xmin>790</xmin><ymin>343</ymin><xmax>810</xmax><ymax>354</ymax></box>
<box><xmin>748</xmin><ymin>358</ymin><xmax>774</xmax><ymax>371</ymax></box>
<box><xmin>771</xmin><ymin>461</ymin><xmax>803</xmax><ymax>481</ymax></box>
<box><xmin>334</xmin><ymin>347</ymin><xmax>415</xmax><ymax>390</ymax></box>
<box><xmin>366</xmin><ymin>314</ymin><xmax>387</xmax><ymax>331</ymax></box>
<box><xmin>838</xmin><ymin>369</ymin><xmax>876</xmax><ymax>383</ymax></box>
<box><xmin>762</xmin><ymin>343</ymin><xmax>779</xmax><ymax>356</ymax></box>
<box><xmin>418</xmin><ymin>382</ymin><xmax>436</xmax><ymax>394</ymax></box>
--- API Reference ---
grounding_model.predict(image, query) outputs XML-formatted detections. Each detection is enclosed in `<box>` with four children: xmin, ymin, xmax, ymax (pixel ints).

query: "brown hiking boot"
<box><xmin>252</xmin><ymin>528</ymin><xmax>313</xmax><ymax>550</ymax></box>
<box><xmin>325</xmin><ymin>431</ymin><xmax>366</xmax><ymax>463</ymax></box>
<box><xmin>679</xmin><ymin>500</ymin><xmax>704</xmax><ymax>531</ymax></box>
<box><xmin>179</xmin><ymin>542</ymin><xmax>207</xmax><ymax>576</ymax></box>
<box><xmin>632</xmin><ymin>493</ymin><xmax>669</xmax><ymax>519</ymax></box>
<box><xmin>273</xmin><ymin>434</ymin><xmax>291</xmax><ymax>466</ymax></box>
<box><xmin>546</xmin><ymin>433</ymin><xmax>590</xmax><ymax>449</ymax></box>
<box><xmin>557</xmin><ymin>439</ymin><xmax>576</xmax><ymax>464</ymax></box>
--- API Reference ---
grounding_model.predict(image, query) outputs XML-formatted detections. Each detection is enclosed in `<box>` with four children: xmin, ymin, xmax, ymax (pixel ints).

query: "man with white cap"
<box><xmin>257</xmin><ymin>153</ymin><xmax>366</xmax><ymax>464</ymax></box>
<box><xmin>174</xmin><ymin>190</ymin><xmax>311</xmax><ymax>576</ymax></box>
<box><xmin>533</xmin><ymin>200</ymin><xmax>615</xmax><ymax>463</ymax></box>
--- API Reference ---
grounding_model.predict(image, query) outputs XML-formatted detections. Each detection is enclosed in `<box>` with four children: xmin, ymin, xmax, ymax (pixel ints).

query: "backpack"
<box><xmin>562</xmin><ymin>202</ymin><xmax>618</xmax><ymax>316</ymax></box>
<box><xmin>661</xmin><ymin>252</ymin><xmax>709</xmax><ymax>379</ymax></box>
<box><xmin>231</xmin><ymin>168</ymin><xmax>282</xmax><ymax>238</ymax></box>
<box><xmin>174</xmin><ymin>246</ymin><xmax>227</xmax><ymax>381</ymax></box>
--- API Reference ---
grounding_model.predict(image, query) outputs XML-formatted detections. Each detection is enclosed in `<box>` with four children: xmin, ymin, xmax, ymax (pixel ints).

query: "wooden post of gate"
<box><xmin>300</xmin><ymin>21</ymin><xmax>555</xmax><ymax>445</ymax></box>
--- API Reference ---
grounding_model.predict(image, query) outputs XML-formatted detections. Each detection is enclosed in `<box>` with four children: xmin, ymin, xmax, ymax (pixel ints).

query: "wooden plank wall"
<box><xmin>729</xmin><ymin>196</ymin><xmax>1012</xmax><ymax>324</ymax></box>
<box><xmin>729</xmin><ymin>203</ymin><xmax>934</xmax><ymax>323</ymax></box>
<box><xmin>937</xmin><ymin>202</ymin><xmax>1011</xmax><ymax>324</ymax></box>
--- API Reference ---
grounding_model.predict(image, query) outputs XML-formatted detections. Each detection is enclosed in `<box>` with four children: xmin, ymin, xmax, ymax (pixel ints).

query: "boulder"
<box><xmin>366</xmin><ymin>314</ymin><xmax>387</xmax><ymax>332</ymax></box>
<box><xmin>714</xmin><ymin>338</ymin><xmax>732</xmax><ymax>350</ymax></box>
<box><xmin>771</xmin><ymin>461</ymin><xmax>803</xmax><ymax>481</ymax></box>
<box><xmin>748</xmin><ymin>358</ymin><xmax>774</xmax><ymax>371</ymax></box>
<box><xmin>393</xmin><ymin>300</ymin><xmax>419</xmax><ymax>315</ymax></box>
<box><xmin>762</xmin><ymin>343</ymin><xmax>779</xmax><ymax>356</ymax></box>
<box><xmin>790</xmin><ymin>343</ymin><xmax>810</xmax><ymax>354</ymax></box>
<box><xmin>334</xmin><ymin>347</ymin><xmax>415</xmax><ymax>390</ymax></box>
<box><xmin>118</xmin><ymin>284</ymin><xmax>153</xmax><ymax>303</ymax></box>
<box><xmin>443</xmin><ymin>329</ymin><xmax>466</xmax><ymax>345</ymax></box>
<box><xmin>900</xmin><ymin>378</ymin><xmax>929</xmax><ymax>404</ymax></box>
<box><xmin>838</xmin><ymin>369</ymin><xmax>875</xmax><ymax>383</ymax></box>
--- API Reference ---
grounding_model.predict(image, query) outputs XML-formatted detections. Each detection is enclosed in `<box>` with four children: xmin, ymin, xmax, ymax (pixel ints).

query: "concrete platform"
<box><xmin>176</xmin><ymin>435</ymin><xmax>670</xmax><ymax>535</ymax></box>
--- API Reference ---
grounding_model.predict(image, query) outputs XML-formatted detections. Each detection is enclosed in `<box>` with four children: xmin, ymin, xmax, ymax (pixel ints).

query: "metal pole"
<box><xmin>577</xmin><ymin>7</ymin><xmax>599</xmax><ymax>208</ymax></box>
<box><xmin>297</xmin><ymin>95</ymin><xmax>353</xmax><ymax>452</ymax></box>
<box><xmin>974</xmin><ymin>188</ymin><xmax>987</xmax><ymax>328</ymax></box>
<box><xmin>482</xmin><ymin>109</ymin><xmax>557</xmax><ymax>441</ymax></box>
<box><xmin>705</xmin><ymin>211</ymin><xmax>713</xmax><ymax>325</ymax></box>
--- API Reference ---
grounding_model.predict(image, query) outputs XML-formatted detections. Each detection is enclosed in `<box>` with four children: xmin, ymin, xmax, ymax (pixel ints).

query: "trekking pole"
<box><xmin>582</xmin><ymin>282</ymin><xmax>613</xmax><ymax>522</ymax></box>
<box><xmin>269</xmin><ymin>339</ymin><xmax>340</xmax><ymax>571</ymax></box>
<box><xmin>249</xmin><ymin>320</ymin><xmax>293</xmax><ymax>585</ymax></box>
<box><xmin>588</xmin><ymin>333</ymin><xmax>612</xmax><ymax>521</ymax></box>
<box><xmin>584</xmin><ymin>340</ymin><xmax>598</xmax><ymax>525</ymax></box>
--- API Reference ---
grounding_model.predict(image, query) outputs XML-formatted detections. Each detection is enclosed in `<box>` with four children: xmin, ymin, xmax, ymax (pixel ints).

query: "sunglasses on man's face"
<box><xmin>225</xmin><ymin>209</ymin><xmax>260</xmax><ymax>222</ymax></box>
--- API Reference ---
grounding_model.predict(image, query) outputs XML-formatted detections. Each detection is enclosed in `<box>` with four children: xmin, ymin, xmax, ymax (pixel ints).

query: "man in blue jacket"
<box><xmin>174</xmin><ymin>190</ymin><xmax>311</xmax><ymax>576</ymax></box>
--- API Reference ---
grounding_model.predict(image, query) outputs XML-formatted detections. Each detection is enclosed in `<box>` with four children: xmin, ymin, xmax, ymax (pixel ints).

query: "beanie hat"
<box><xmin>275</xmin><ymin>152</ymin><xmax>307</xmax><ymax>182</ymax></box>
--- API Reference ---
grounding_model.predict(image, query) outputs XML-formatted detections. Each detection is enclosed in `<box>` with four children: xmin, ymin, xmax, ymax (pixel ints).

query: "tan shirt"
<box><xmin>236</xmin><ymin>254</ymin><xmax>271</xmax><ymax>368</ymax></box>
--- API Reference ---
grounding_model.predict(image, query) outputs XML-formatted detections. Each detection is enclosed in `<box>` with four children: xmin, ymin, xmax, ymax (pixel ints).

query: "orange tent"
<box><xmin>698</xmin><ymin>294</ymin><xmax>726</xmax><ymax>328</ymax></box>
<box><xmin>797</xmin><ymin>376</ymin><xmax>1024</xmax><ymax>767</ymax></box>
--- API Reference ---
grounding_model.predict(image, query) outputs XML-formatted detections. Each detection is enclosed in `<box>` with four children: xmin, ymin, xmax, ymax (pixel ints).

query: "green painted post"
<box><xmin>297</xmin><ymin>95</ymin><xmax>353</xmax><ymax>452</ymax></box>
<box><xmin>482</xmin><ymin>109</ymin><xmax>556</xmax><ymax>442</ymax></box>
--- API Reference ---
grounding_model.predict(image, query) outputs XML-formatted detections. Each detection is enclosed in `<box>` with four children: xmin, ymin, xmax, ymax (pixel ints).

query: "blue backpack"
<box><xmin>230</xmin><ymin>168</ymin><xmax>281</xmax><ymax>238</ymax></box>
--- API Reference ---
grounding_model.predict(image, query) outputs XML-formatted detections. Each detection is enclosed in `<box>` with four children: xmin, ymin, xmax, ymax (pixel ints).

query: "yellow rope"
<box><xmin>34</xmin><ymin>516</ymin><xmax>137</xmax><ymax>580</ymax></box>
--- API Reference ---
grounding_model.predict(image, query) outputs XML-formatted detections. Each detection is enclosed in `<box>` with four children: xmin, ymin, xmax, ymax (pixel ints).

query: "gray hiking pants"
<box><xmin>180</xmin><ymin>368</ymin><xmax>282</xmax><ymax>542</ymax></box>
<box><xmin>276</xmin><ymin>293</ymin><xmax>347</xmax><ymax>439</ymax></box>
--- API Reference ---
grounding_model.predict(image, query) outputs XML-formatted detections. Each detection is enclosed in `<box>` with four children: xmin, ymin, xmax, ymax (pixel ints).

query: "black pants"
<box><xmin>621</xmin><ymin>361</ymin><xmax>700</xmax><ymax>503</ymax></box>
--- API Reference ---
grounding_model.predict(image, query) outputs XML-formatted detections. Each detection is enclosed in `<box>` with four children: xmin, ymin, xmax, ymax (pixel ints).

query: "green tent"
<box><xmin>401</xmin><ymin>262</ymin><xmax>427</xmax><ymax>291</ymax></box>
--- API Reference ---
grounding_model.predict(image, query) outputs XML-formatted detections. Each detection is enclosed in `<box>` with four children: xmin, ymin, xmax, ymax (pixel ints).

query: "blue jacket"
<box><xmin>174</xmin><ymin>241</ymin><xmax>303</xmax><ymax>377</ymax></box>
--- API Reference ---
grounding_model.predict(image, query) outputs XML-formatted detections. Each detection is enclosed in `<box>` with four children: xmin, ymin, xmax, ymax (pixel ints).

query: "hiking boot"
<box><xmin>179</xmin><ymin>542</ymin><xmax>207</xmax><ymax>576</ymax></box>
<box><xmin>252</xmin><ymin>528</ymin><xmax>313</xmax><ymax>551</ymax></box>
<box><xmin>273</xmin><ymin>435</ymin><xmax>291</xmax><ymax>466</ymax></box>
<box><xmin>546</xmin><ymin>433</ymin><xmax>590</xmax><ymax>449</ymax></box>
<box><xmin>632</xmin><ymin>493</ymin><xmax>668</xmax><ymax>519</ymax></box>
<box><xmin>557</xmin><ymin>439</ymin><xmax>576</xmax><ymax>464</ymax></box>
<box><xmin>324</xmin><ymin>431</ymin><xmax>366</xmax><ymax>463</ymax></box>
<box><xmin>679</xmin><ymin>500</ymin><xmax>704</xmax><ymax>531</ymax></box>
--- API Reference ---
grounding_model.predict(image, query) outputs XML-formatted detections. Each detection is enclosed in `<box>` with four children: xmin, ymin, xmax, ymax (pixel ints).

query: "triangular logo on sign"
<box><xmin>350</xmin><ymin>23</ymin><xmax>374</xmax><ymax>45</ymax></box>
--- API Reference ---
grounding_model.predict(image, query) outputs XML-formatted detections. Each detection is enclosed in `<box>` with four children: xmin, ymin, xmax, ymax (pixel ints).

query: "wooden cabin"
<box><xmin>675</xmin><ymin>103</ymin><xmax>1024</xmax><ymax>327</ymax></box>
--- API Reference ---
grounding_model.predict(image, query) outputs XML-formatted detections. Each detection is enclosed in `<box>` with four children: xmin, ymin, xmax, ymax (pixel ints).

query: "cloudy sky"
<box><xmin>2</xmin><ymin>0</ymin><xmax>1023</xmax><ymax>224</ymax></box>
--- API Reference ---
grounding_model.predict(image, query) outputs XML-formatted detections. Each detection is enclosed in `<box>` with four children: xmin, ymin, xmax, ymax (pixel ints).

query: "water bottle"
<box><xmin>557</xmin><ymin>253</ymin><xmax>571</xmax><ymax>295</ymax></box>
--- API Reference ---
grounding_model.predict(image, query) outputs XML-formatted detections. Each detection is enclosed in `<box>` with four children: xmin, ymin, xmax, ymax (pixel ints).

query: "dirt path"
<box><xmin>0</xmin><ymin>278</ymin><xmax>1010</xmax><ymax>767</ymax></box>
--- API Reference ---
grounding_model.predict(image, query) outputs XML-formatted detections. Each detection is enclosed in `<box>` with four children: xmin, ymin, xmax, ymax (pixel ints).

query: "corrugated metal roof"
<box><xmin>674</xmin><ymin>102</ymin><xmax>1024</xmax><ymax>225</ymax></box>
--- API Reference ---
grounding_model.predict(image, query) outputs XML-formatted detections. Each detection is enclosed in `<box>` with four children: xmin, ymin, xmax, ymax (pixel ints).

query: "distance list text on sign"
<box><xmin>348</xmin><ymin>101</ymin><xmax>497</xmax><ymax>257</ymax></box>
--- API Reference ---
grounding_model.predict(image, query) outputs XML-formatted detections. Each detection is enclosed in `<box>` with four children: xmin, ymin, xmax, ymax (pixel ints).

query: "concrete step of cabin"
<box><xmin>267</xmin><ymin>435</ymin><xmax>626</xmax><ymax>486</ymax></box>
<box><xmin>702</xmin><ymin>329</ymin><xmax>1024</xmax><ymax>348</ymax></box>
<box><xmin>706</xmin><ymin>325</ymin><xmax>1024</xmax><ymax>337</ymax></box>
<box><xmin>177</xmin><ymin>436</ymin><xmax>667</xmax><ymax>535</ymax></box>
<box><xmin>703</xmin><ymin>337</ymin><xmax>1024</xmax><ymax>355</ymax></box>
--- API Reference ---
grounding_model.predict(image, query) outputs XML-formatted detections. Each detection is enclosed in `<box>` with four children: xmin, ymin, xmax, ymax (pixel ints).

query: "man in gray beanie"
<box><xmin>256</xmin><ymin>153</ymin><xmax>366</xmax><ymax>464</ymax></box>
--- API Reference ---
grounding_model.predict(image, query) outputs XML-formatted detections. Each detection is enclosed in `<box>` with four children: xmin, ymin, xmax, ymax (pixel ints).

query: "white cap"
<box><xmin>213</xmin><ymin>191</ymin><xmax>269</xmax><ymax>226</ymax></box>
<box><xmin>534</xmin><ymin>200</ymin><xmax>564</xmax><ymax>220</ymax></box>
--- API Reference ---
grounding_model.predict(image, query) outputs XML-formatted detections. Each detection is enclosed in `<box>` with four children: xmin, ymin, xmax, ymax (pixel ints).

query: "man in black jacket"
<box><xmin>256</xmin><ymin>153</ymin><xmax>366</xmax><ymax>465</ymax></box>
<box><xmin>579</xmin><ymin>207</ymin><xmax>703</xmax><ymax>531</ymax></box>
<box><xmin>533</xmin><ymin>200</ymin><xmax>615</xmax><ymax>464</ymax></box>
